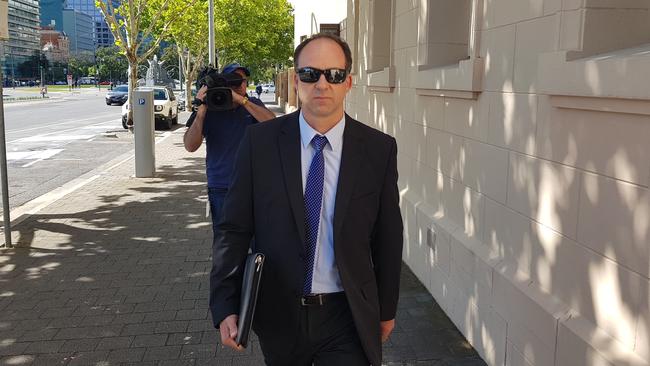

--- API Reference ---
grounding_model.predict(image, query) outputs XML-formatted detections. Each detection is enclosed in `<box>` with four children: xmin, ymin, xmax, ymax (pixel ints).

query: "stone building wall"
<box><xmin>343</xmin><ymin>1</ymin><xmax>650</xmax><ymax>365</ymax></box>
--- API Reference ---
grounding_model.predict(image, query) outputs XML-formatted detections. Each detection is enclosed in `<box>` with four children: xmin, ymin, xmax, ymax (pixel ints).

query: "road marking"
<box><xmin>8</xmin><ymin>118</ymin><xmax>121</xmax><ymax>144</ymax></box>
<box><xmin>20</xmin><ymin>135</ymin><xmax>96</xmax><ymax>142</ymax></box>
<box><xmin>6</xmin><ymin>114</ymin><xmax>117</xmax><ymax>135</ymax></box>
<box><xmin>7</xmin><ymin>149</ymin><xmax>63</xmax><ymax>161</ymax></box>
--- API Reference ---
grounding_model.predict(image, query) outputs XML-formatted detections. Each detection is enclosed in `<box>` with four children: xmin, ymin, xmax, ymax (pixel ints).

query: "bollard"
<box><xmin>133</xmin><ymin>89</ymin><xmax>155</xmax><ymax>177</ymax></box>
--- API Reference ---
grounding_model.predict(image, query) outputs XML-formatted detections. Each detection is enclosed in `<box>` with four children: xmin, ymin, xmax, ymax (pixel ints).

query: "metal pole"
<box><xmin>0</xmin><ymin>66</ymin><xmax>12</xmax><ymax>248</ymax></box>
<box><xmin>208</xmin><ymin>0</ymin><xmax>215</xmax><ymax>66</ymax></box>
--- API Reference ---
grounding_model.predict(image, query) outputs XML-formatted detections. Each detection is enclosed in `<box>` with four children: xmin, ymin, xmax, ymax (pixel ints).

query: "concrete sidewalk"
<box><xmin>0</xmin><ymin>115</ymin><xmax>486</xmax><ymax>365</ymax></box>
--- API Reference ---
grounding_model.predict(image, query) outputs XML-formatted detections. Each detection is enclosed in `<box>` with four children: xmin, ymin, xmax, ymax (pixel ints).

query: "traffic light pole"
<box><xmin>0</xmin><ymin>67</ymin><xmax>12</xmax><ymax>248</ymax></box>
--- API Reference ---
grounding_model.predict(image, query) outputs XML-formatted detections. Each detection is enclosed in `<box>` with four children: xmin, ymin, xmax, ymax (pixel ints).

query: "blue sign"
<box><xmin>138</xmin><ymin>98</ymin><xmax>145</xmax><ymax>105</ymax></box>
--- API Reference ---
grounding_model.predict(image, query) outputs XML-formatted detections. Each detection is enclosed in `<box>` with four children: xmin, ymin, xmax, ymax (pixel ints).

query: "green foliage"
<box><xmin>96</xmin><ymin>0</ymin><xmax>196</xmax><ymax>118</ymax></box>
<box><xmin>96</xmin><ymin>46</ymin><xmax>129</xmax><ymax>82</ymax></box>
<box><xmin>68</xmin><ymin>55</ymin><xmax>94</xmax><ymax>79</ymax></box>
<box><xmin>213</xmin><ymin>0</ymin><xmax>294</xmax><ymax>81</ymax></box>
<box><xmin>161</xmin><ymin>0</ymin><xmax>294</xmax><ymax>91</ymax></box>
<box><xmin>160</xmin><ymin>43</ymin><xmax>180</xmax><ymax>80</ymax></box>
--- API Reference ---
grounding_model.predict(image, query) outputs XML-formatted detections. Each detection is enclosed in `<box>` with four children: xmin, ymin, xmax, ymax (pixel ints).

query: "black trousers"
<box><xmin>259</xmin><ymin>293</ymin><xmax>369</xmax><ymax>366</ymax></box>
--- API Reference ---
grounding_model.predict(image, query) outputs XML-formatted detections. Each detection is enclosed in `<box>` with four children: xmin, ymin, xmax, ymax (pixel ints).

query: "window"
<box><xmin>414</xmin><ymin>0</ymin><xmax>483</xmax><ymax>95</ymax></box>
<box><xmin>417</xmin><ymin>0</ymin><xmax>472</xmax><ymax>69</ymax></box>
<box><xmin>537</xmin><ymin>0</ymin><xmax>650</xmax><ymax>100</ymax></box>
<box><xmin>367</xmin><ymin>0</ymin><xmax>392</xmax><ymax>73</ymax></box>
<box><xmin>563</xmin><ymin>0</ymin><xmax>650</xmax><ymax>60</ymax></box>
<box><xmin>364</xmin><ymin>0</ymin><xmax>395</xmax><ymax>89</ymax></box>
<box><xmin>319</xmin><ymin>23</ymin><xmax>340</xmax><ymax>37</ymax></box>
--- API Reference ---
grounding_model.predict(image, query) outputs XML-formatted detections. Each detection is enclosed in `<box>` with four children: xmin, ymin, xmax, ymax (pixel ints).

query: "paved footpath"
<box><xmin>0</xmin><ymin>111</ymin><xmax>486</xmax><ymax>365</ymax></box>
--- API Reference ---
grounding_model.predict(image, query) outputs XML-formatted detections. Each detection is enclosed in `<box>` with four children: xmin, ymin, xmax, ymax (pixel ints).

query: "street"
<box><xmin>3</xmin><ymin>90</ymin><xmax>153</xmax><ymax>211</ymax></box>
<box><xmin>1</xmin><ymin>89</ymin><xmax>277</xmax><ymax>212</ymax></box>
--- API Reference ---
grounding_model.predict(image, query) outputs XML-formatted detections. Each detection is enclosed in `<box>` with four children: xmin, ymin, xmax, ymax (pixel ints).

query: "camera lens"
<box><xmin>205</xmin><ymin>88</ymin><xmax>233</xmax><ymax>111</ymax></box>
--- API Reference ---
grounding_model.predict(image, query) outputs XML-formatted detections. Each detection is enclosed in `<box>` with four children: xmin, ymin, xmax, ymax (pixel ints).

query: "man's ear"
<box><xmin>293</xmin><ymin>72</ymin><xmax>299</xmax><ymax>96</ymax></box>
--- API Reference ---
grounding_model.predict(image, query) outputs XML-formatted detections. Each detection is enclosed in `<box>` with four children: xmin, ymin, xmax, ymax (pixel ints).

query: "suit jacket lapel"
<box><xmin>278</xmin><ymin>113</ymin><xmax>307</xmax><ymax>252</ymax></box>
<box><xmin>334</xmin><ymin>115</ymin><xmax>364</xmax><ymax>244</ymax></box>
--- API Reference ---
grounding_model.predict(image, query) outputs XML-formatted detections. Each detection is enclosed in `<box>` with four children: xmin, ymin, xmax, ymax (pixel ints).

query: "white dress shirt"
<box><xmin>299</xmin><ymin>111</ymin><xmax>345</xmax><ymax>294</ymax></box>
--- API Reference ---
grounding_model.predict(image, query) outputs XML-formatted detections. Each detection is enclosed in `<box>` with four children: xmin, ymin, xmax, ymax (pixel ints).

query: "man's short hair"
<box><xmin>293</xmin><ymin>33</ymin><xmax>352</xmax><ymax>74</ymax></box>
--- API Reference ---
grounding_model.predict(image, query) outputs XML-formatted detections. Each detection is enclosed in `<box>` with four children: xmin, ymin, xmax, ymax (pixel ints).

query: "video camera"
<box><xmin>193</xmin><ymin>66</ymin><xmax>245</xmax><ymax>111</ymax></box>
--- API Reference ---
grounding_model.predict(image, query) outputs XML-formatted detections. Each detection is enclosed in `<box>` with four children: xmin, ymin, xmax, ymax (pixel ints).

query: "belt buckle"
<box><xmin>301</xmin><ymin>294</ymin><xmax>324</xmax><ymax>306</ymax></box>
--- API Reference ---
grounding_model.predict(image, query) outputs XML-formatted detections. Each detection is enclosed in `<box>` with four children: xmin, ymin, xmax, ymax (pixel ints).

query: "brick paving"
<box><xmin>0</xmin><ymin>113</ymin><xmax>486</xmax><ymax>365</ymax></box>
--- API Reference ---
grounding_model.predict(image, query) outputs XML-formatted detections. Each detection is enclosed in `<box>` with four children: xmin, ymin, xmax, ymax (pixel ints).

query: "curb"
<box><xmin>0</xmin><ymin>127</ymin><xmax>185</xmax><ymax>242</ymax></box>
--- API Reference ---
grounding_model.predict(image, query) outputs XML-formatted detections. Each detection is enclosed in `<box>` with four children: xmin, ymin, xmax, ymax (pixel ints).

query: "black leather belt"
<box><xmin>300</xmin><ymin>292</ymin><xmax>345</xmax><ymax>306</ymax></box>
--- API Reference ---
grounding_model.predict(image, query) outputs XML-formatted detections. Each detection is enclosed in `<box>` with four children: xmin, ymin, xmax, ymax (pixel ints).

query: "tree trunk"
<box><xmin>185</xmin><ymin>79</ymin><xmax>193</xmax><ymax>110</ymax></box>
<box><xmin>127</xmin><ymin>59</ymin><xmax>138</xmax><ymax>125</ymax></box>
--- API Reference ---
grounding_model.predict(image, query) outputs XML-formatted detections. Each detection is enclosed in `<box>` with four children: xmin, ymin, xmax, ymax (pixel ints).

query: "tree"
<box><xmin>96</xmin><ymin>46</ymin><xmax>129</xmax><ymax>82</ymax></box>
<box><xmin>162</xmin><ymin>0</ymin><xmax>293</xmax><ymax>108</ymax></box>
<box><xmin>162</xmin><ymin>0</ymin><xmax>208</xmax><ymax>110</ymax></box>
<box><xmin>68</xmin><ymin>55</ymin><xmax>94</xmax><ymax>79</ymax></box>
<box><xmin>95</xmin><ymin>0</ymin><xmax>196</xmax><ymax>122</ymax></box>
<box><xmin>214</xmin><ymin>0</ymin><xmax>294</xmax><ymax>82</ymax></box>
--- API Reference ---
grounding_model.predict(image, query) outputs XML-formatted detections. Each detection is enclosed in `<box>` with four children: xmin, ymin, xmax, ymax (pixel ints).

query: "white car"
<box><xmin>267</xmin><ymin>84</ymin><xmax>276</xmax><ymax>93</ymax></box>
<box><xmin>121</xmin><ymin>87</ymin><xmax>178</xmax><ymax>130</ymax></box>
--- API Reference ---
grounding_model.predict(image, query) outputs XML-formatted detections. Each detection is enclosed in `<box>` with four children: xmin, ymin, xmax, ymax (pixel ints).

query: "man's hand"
<box><xmin>196</xmin><ymin>85</ymin><xmax>208</xmax><ymax>103</ymax></box>
<box><xmin>219</xmin><ymin>314</ymin><xmax>244</xmax><ymax>351</ymax></box>
<box><xmin>380</xmin><ymin>319</ymin><xmax>395</xmax><ymax>342</ymax></box>
<box><xmin>231</xmin><ymin>90</ymin><xmax>245</xmax><ymax>105</ymax></box>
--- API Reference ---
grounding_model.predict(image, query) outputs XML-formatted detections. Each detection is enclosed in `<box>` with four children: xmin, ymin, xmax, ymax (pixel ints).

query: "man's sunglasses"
<box><xmin>297</xmin><ymin>67</ymin><xmax>348</xmax><ymax>84</ymax></box>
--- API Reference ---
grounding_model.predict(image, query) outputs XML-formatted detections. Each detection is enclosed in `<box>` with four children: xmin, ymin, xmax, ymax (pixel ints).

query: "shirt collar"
<box><xmin>299</xmin><ymin>111</ymin><xmax>345</xmax><ymax>152</ymax></box>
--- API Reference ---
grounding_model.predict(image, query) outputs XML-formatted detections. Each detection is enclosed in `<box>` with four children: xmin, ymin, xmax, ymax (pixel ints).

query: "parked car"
<box><xmin>121</xmin><ymin>87</ymin><xmax>178</xmax><ymax>130</ymax></box>
<box><xmin>267</xmin><ymin>84</ymin><xmax>276</xmax><ymax>93</ymax></box>
<box><xmin>177</xmin><ymin>89</ymin><xmax>197</xmax><ymax>111</ymax></box>
<box><xmin>105</xmin><ymin>85</ymin><xmax>129</xmax><ymax>105</ymax></box>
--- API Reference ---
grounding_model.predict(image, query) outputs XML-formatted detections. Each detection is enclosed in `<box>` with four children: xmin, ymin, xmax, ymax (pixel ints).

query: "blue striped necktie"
<box><xmin>303</xmin><ymin>135</ymin><xmax>328</xmax><ymax>295</ymax></box>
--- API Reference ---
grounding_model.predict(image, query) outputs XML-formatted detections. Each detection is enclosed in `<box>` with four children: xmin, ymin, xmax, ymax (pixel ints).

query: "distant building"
<box><xmin>66</xmin><ymin>0</ymin><xmax>118</xmax><ymax>48</ymax></box>
<box><xmin>288</xmin><ymin>0</ymin><xmax>347</xmax><ymax>48</ymax></box>
<box><xmin>62</xmin><ymin>8</ymin><xmax>93</xmax><ymax>55</ymax></box>
<box><xmin>1</xmin><ymin>0</ymin><xmax>41</xmax><ymax>80</ymax></box>
<box><xmin>40</xmin><ymin>0</ymin><xmax>66</xmax><ymax>30</ymax></box>
<box><xmin>40</xmin><ymin>26</ymin><xmax>69</xmax><ymax>63</ymax></box>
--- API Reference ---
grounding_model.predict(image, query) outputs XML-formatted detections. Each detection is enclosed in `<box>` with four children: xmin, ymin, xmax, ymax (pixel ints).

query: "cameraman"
<box><xmin>184</xmin><ymin>63</ymin><xmax>275</xmax><ymax>234</ymax></box>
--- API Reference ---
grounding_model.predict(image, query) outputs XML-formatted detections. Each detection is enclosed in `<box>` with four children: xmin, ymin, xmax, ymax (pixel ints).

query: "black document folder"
<box><xmin>236</xmin><ymin>253</ymin><xmax>265</xmax><ymax>348</ymax></box>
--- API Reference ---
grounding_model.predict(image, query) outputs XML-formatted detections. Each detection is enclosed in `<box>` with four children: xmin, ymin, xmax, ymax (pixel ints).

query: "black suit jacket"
<box><xmin>209</xmin><ymin>111</ymin><xmax>403</xmax><ymax>366</ymax></box>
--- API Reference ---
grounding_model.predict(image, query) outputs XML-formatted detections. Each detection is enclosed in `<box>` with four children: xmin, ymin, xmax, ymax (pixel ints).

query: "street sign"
<box><xmin>0</xmin><ymin>0</ymin><xmax>8</xmax><ymax>41</ymax></box>
<box><xmin>138</xmin><ymin>98</ymin><xmax>145</xmax><ymax>105</ymax></box>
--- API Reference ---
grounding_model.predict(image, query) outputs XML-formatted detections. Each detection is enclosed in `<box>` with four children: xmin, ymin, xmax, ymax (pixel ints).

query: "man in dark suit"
<box><xmin>209</xmin><ymin>33</ymin><xmax>403</xmax><ymax>366</ymax></box>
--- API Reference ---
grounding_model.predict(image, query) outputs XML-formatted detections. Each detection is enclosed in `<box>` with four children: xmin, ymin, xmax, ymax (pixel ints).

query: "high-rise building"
<box><xmin>1</xmin><ymin>0</ymin><xmax>41</xmax><ymax>81</ymax></box>
<box><xmin>66</xmin><ymin>0</ymin><xmax>118</xmax><ymax>48</ymax></box>
<box><xmin>39</xmin><ymin>0</ymin><xmax>94</xmax><ymax>56</ymax></box>
<box><xmin>40</xmin><ymin>0</ymin><xmax>66</xmax><ymax>29</ymax></box>
<box><xmin>62</xmin><ymin>8</ymin><xmax>93</xmax><ymax>55</ymax></box>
